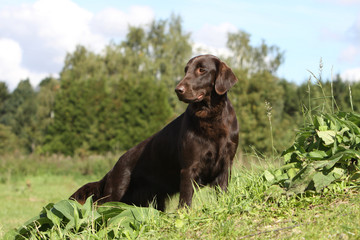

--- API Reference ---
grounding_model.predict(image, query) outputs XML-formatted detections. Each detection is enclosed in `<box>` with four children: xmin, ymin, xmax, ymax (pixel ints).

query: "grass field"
<box><xmin>1</xmin><ymin>155</ymin><xmax>359</xmax><ymax>239</ymax></box>
<box><xmin>0</xmin><ymin>174</ymin><xmax>94</xmax><ymax>235</ymax></box>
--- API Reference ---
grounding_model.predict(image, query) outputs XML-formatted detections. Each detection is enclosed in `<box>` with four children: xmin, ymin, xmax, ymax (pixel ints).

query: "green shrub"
<box><xmin>264</xmin><ymin>112</ymin><xmax>360</xmax><ymax>194</ymax></box>
<box><xmin>5</xmin><ymin>197</ymin><xmax>159</xmax><ymax>239</ymax></box>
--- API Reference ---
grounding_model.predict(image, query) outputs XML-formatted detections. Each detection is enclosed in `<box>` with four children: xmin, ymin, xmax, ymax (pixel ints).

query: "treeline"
<box><xmin>0</xmin><ymin>15</ymin><xmax>358</xmax><ymax>156</ymax></box>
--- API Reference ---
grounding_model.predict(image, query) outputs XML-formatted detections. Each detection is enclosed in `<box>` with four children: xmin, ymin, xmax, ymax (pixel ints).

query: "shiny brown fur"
<box><xmin>70</xmin><ymin>55</ymin><xmax>239</xmax><ymax>210</ymax></box>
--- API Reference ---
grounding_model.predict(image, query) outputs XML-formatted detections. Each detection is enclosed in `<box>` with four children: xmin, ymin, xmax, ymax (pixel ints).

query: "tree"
<box><xmin>226</xmin><ymin>30</ymin><xmax>284</xmax><ymax>75</ymax></box>
<box><xmin>0</xmin><ymin>82</ymin><xmax>10</xmax><ymax>124</ymax></box>
<box><xmin>0</xmin><ymin>82</ymin><xmax>9</xmax><ymax>108</ymax></box>
<box><xmin>0</xmin><ymin>123</ymin><xmax>18</xmax><ymax>154</ymax></box>
<box><xmin>116</xmin><ymin>77</ymin><xmax>172</xmax><ymax>149</ymax></box>
<box><xmin>33</xmin><ymin>77</ymin><xmax>60</xmax><ymax>153</ymax></box>
<box><xmin>0</xmin><ymin>79</ymin><xmax>37</xmax><ymax>152</ymax></box>
<box><xmin>44</xmin><ymin>15</ymin><xmax>185</xmax><ymax>155</ymax></box>
<box><xmin>226</xmin><ymin>30</ymin><xmax>289</xmax><ymax>154</ymax></box>
<box><xmin>118</xmin><ymin>15</ymin><xmax>192</xmax><ymax>113</ymax></box>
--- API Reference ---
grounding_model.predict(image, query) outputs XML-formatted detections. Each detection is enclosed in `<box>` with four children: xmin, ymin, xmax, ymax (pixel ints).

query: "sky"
<box><xmin>0</xmin><ymin>0</ymin><xmax>360</xmax><ymax>90</ymax></box>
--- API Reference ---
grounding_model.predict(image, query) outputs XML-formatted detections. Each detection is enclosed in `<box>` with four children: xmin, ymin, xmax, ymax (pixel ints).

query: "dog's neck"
<box><xmin>187</xmin><ymin>91</ymin><xmax>228</xmax><ymax>120</ymax></box>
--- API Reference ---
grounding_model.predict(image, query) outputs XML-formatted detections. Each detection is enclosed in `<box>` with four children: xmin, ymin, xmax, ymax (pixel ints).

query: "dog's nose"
<box><xmin>175</xmin><ymin>85</ymin><xmax>185</xmax><ymax>95</ymax></box>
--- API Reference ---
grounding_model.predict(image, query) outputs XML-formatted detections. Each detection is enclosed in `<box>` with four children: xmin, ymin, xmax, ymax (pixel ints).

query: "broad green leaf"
<box><xmin>100</xmin><ymin>201</ymin><xmax>135</xmax><ymax>212</ymax></box>
<box><xmin>263</xmin><ymin>170</ymin><xmax>275</xmax><ymax>183</ymax></box>
<box><xmin>314</xmin><ymin>115</ymin><xmax>326</xmax><ymax>129</ymax></box>
<box><xmin>81</xmin><ymin>196</ymin><xmax>100</xmax><ymax>221</ymax></box>
<box><xmin>107</xmin><ymin>211</ymin><xmax>135</xmax><ymax>231</ymax></box>
<box><xmin>308</xmin><ymin>150</ymin><xmax>327</xmax><ymax>159</ymax></box>
<box><xmin>107</xmin><ymin>206</ymin><xmax>158</xmax><ymax>229</ymax></box>
<box><xmin>319</xmin><ymin>125</ymin><xmax>328</xmax><ymax>131</ymax></box>
<box><xmin>331</xmin><ymin>167</ymin><xmax>345</xmax><ymax>179</ymax></box>
<box><xmin>274</xmin><ymin>169</ymin><xmax>283</xmax><ymax>178</ymax></box>
<box><xmin>313</xmin><ymin>167</ymin><xmax>345</xmax><ymax>191</ymax></box>
<box><xmin>287</xmin><ymin>168</ymin><xmax>298</xmax><ymax>179</ymax></box>
<box><xmin>280</xmin><ymin>162</ymin><xmax>299</xmax><ymax>171</ymax></box>
<box><xmin>316</xmin><ymin>130</ymin><xmax>336</xmax><ymax>145</ymax></box>
<box><xmin>45</xmin><ymin>208</ymin><xmax>63</xmax><ymax>227</ymax></box>
<box><xmin>278</xmin><ymin>173</ymin><xmax>289</xmax><ymax>181</ymax></box>
<box><xmin>53</xmin><ymin>200</ymin><xmax>77</xmax><ymax>221</ymax></box>
<box><xmin>312</xmin><ymin>171</ymin><xmax>336</xmax><ymax>191</ymax></box>
<box><xmin>283</xmin><ymin>152</ymin><xmax>293</xmax><ymax>162</ymax></box>
<box><xmin>288</xmin><ymin>165</ymin><xmax>317</xmax><ymax>194</ymax></box>
<box><xmin>325</xmin><ymin>113</ymin><xmax>341</xmax><ymax>131</ymax></box>
<box><xmin>73</xmin><ymin>202</ymin><xmax>80</xmax><ymax>232</ymax></box>
<box><xmin>311</xmin><ymin>154</ymin><xmax>343</xmax><ymax>170</ymax></box>
<box><xmin>339</xmin><ymin>149</ymin><xmax>360</xmax><ymax>160</ymax></box>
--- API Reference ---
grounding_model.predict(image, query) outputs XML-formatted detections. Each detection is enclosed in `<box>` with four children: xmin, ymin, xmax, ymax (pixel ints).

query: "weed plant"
<box><xmin>263</xmin><ymin>63</ymin><xmax>360</xmax><ymax>195</ymax></box>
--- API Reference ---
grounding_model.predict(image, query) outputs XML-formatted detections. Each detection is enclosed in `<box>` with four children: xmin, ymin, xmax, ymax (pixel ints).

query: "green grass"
<box><xmin>1</xmin><ymin>156</ymin><xmax>359</xmax><ymax>239</ymax></box>
<box><xmin>0</xmin><ymin>153</ymin><xmax>117</xmax><ymax>237</ymax></box>
<box><xmin>0</xmin><ymin>174</ymin><xmax>96</xmax><ymax>235</ymax></box>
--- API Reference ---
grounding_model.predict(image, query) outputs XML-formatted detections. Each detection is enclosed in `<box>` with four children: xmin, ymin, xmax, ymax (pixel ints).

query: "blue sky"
<box><xmin>1</xmin><ymin>0</ymin><xmax>360</xmax><ymax>90</ymax></box>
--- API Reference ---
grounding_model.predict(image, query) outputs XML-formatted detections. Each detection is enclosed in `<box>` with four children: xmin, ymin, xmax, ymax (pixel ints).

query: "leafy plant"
<box><xmin>264</xmin><ymin>111</ymin><xmax>360</xmax><ymax>194</ymax></box>
<box><xmin>5</xmin><ymin>197</ymin><xmax>159</xmax><ymax>239</ymax></box>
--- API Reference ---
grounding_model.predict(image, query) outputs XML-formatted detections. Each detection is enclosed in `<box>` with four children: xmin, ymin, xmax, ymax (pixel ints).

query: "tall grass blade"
<box><xmin>349</xmin><ymin>84</ymin><xmax>354</xmax><ymax>112</ymax></box>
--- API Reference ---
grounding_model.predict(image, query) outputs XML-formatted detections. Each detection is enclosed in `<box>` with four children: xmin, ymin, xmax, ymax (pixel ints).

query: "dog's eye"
<box><xmin>198</xmin><ymin>68</ymin><xmax>206</xmax><ymax>74</ymax></box>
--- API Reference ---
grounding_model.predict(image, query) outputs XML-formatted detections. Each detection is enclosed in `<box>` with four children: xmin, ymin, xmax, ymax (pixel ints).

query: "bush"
<box><xmin>5</xmin><ymin>197</ymin><xmax>159</xmax><ymax>239</ymax></box>
<box><xmin>264</xmin><ymin>112</ymin><xmax>360</xmax><ymax>194</ymax></box>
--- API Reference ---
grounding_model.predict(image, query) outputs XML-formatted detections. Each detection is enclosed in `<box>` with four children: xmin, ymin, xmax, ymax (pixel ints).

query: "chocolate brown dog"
<box><xmin>70</xmin><ymin>55</ymin><xmax>239</xmax><ymax>210</ymax></box>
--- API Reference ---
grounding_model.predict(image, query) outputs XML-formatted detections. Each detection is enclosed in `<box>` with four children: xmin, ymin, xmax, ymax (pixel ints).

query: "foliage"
<box><xmin>6</xmin><ymin>197</ymin><xmax>159</xmax><ymax>239</ymax></box>
<box><xmin>226</xmin><ymin>30</ymin><xmax>284</xmax><ymax>75</ymax></box>
<box><xmin>0</xmin><ymin>79</ymin><xmax>37</xmax><ymax>153</ymax></box>
<box><xmin>33</xmin><ymin>77</ymin><xmax>59</xmax><ymax>154</ymax></box>
<box><xmin>41</xmin><ymin>15</ymin><xmax>189</xmax><ymax>155</ymax></box>
<box><xmin>264</xmin><ymin>112</ymin><xmax>360</xmax><ymax>194</ymax></box>
<box><xmin>0</xmin><ymin>82</ymin><xmax>10</xmax><ymax>109</ymax></box>
<box><xmin>2</xmin><ymin>163</ymin><xmax>360</xmax><ymax>239</ymax></box>
<box><xmin>0</xmin><ymin>124</ymin><xmax>18</xmax><ymax>154</ymax></box>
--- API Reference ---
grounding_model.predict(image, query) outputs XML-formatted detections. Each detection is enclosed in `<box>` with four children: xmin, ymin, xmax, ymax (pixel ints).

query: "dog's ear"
<box><xmin>215</xmin><ymin>61</ymin><xmax>238</xmax><ymax>95</ymax></box>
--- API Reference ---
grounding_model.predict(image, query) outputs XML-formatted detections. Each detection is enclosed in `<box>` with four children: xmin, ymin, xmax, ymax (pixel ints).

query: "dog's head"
<box><xmin>175</xmin><ymin>55</ymin><xmax>238</xmax><ymax>103</ymax></box>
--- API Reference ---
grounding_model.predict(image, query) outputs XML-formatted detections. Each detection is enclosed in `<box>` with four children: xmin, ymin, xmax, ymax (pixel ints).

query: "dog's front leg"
<box><xmin>179</xmin><ymin>168</ymin><xmax>195</xmax><ymax>208</ymax></box>
<box><xmin>216</xmin><ymin>167</ymin><xmax>230</xmax><ymax>192</ymax></box>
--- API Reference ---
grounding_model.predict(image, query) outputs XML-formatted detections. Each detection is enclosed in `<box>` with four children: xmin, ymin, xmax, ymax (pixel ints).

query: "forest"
<box><xmin>0</xmin><ymin>15</ymin><xmax>359</xmax><ymax>157</ymax></box>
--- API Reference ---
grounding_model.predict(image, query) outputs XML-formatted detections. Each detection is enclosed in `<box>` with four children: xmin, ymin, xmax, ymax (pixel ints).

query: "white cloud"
<box><xmin>0</xmin><ymin>38</ymin><xmax>48</xmax><ymax>90</ymax></box>
<box><xmin>193</xmin><ymin>22</ymin><xmax>237</xmax><ymax>49</ymax></box>
<box><xmin>192</xmin><ymin>42</ymin><xmax>232</xmax><ymax>58</ymax></box>
<box><xmin>0</xmin><ymin>0</ymin><xmax>154</xmax><ymax>90</ymax></box>
<box><xmin>341</xmin><ymin>67</ymin><xmax>360</xmax><ymax>81</ymax></box>
<box><xmin>91</xmin><ymin>6</ymin><xmax>154</xmax><ymax>38</ymax></box>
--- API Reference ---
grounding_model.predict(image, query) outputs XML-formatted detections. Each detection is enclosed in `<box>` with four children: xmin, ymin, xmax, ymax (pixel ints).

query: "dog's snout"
<box><xmin>175</xmin><ymin>85</ymin><xmax>185</xmax><ymax>95</ymax></box>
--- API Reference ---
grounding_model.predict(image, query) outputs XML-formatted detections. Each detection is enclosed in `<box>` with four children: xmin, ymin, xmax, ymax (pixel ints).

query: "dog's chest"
<box><xmin>182</xmin><ymin>124</ymin><xmax>232</xmax><ymax>178</ymax></box>
<box><xmin>198</xmin><ymin>120</ymin><xmax>228</xmax><ymax>140</ymax></box>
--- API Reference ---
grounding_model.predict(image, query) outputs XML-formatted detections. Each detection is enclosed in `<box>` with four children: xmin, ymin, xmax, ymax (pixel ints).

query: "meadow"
<box><xmin>0</xmin><ymin>154</ymin><xmax>115</xmax><ymax>236</ymax></box>
<box><xmin>1</xmin><ymin>153</ymin><xmax>359</xmax><ymax>239</ymax></box>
